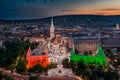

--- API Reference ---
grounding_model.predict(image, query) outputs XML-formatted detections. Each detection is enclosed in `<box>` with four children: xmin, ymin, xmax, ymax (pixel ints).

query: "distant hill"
<box><xmin>1</xmin><ymin>15</ymin><xmax>120</xmax><ymax>28</ymax></box>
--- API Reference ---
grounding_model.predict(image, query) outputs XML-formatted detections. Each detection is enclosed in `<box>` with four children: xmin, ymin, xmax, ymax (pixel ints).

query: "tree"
<box><xmin>62</xmin><ymin>58</ymin><xmax>69</xmax><ymax>68</ymax></box>
<box><xmin>70</xmin><ymin>60</ymin><xmax>76</xmax><ymax>73</ymax></box>
<box><xmin>83</xmin><ymin>69</ymin><xmax>92</xmax><ymax>80</ymax></box>
<box><xmin>105</xmin><ymin>48</ymin><xmax>112</xmax><ymax>57</ymax></box>
<box><xmin>29</xmin><ymin>64</ymin><xmax>43</xmax><ymax>73</ymax></box>
<box><xmin>48</xmin><ymin>63</ymin><xmax>57</xmax><ymax>69</ymax></box>
<box><xmin>89</xmin><ymin>51</ymin><xmax>93</xmax><ymax>55</ymax></box>
<box><xmin>117</xmin><ymin>47</ymin><xmax>120</xmax><ymax>52</ymax></box>
<box><xmin>0</xmin><ymin>71</ymin><xmax>3</xmax><ymax>80</ymax></box>
<box><xmin>84</xmin><ymin>51</ymin><xmax>89</xmax><ymax>55</ymax></box>
<box><xmin>113</xmin><ymin>70</ymin><xmax>119</xmax><ymax>80</ymax></box>
<box><xmin>0</xmin><ymin>40</ymin><xmax>39</xmax><ymax>70</ymax></box>
<box><xmin>91</xmin><ymin>69</ymin><xmax>98</xmax><ymax>80</ymax></box>
<box><xmin>75</xmin><ymin>49</ymin><xmax>79</xmax><ymax>54</ymax></box>
<box><xmin>76</xmin><ymin>61</ymin><xmax>86</xmax><ymax>75</ymax></box>
<box><xmin>104</xmin><ymin>69</ymin><xmax>119</xmax><ymax>80</ymax></box>
<box><xmin>16</xmin><ymin>60</ymin><xmax>26</xmax><ymax>73</ymax></box>
<box><xmin>96</xmin><ymin>66</ymin><xmax>105</xmax><ymax>78</ymax></box>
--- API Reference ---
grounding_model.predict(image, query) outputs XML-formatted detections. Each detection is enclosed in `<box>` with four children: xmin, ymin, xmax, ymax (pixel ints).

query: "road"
<box><xmin>0</xmin><ymin>68</ymin><xmax>29</xmax><ymax>80</ymax></box>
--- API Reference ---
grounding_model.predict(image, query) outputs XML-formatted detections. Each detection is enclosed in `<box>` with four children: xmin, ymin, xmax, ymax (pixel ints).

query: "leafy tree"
<box><xmin>76</xmin><ymin>61</ymin><xmax>86</xmax><ymax>75</ymax></box>
<box><xmin>75</xmin><ymin>49</ymin><xmax>79</xmax><ymax>54</ymax></box>
<box><xmin>16</xmin><ymin>60</ymin><xmax>26</xmax><ymax>73</ymax></box>
<box><xmin>29</xmin><ymin>64</ymin><xmax>43</xmax><ymax>73</ymax></box>
<box><xmin>89</xmin><ymin>51</ymin><xmax>93</xmax><ymax>55</ymax></box>
<box><xmin>113</xmin><ymin>70</ymin><xmax>119</xmax><ymax>80</ymax></box>
<box><xmin>117</xmin><ymin>47</ymin><xmax>120</xmax><ymax>52</ymax></box>
<box><xmin>0</xmin><ymin>71</ymin><xmax>3</xmax><ymax>80</ymax></box>
<box><xmin>104</xmin><ymin>69</ymin><xmax>119</xmax><ymax>80</ymax></box>
<box><xmin>70</xmin><ymin>60</ymin><xmax>76</xmax><ymax>73</ymax></box>
<box><xmin>83</xmin><ymin>69</ymin><xmax>92</xmax><ymax>80</ymax></box>
<box><xmin>0</xmin><ymin>40</ymin><xmax>38</xmax><ymax>70</ymax></box>
<box><xmin>62</xmin><ymin>58</ymin><xmax>69</xmax><ymax>68</ymax></box>
<box><xmin>48</xmin><ymin>63</ymin><xmax>57</xmax><ymax>69</ymax></box>
<box><xmin>91</xmin><ymin>69</ymin><xmax>99</xmax><ymax>80</ymax></box>
<box><xmin>84</xmin><ymin>51</ymin><xmax>89</xmax><ymax>55</ymax></box>
<box><xmin>96</xmin><ymin>66</ymin><xmax>105</xmax><ymax>78</ymax></box>
<box><xmin>105</xmin><ymin>48</ymin><xmax>112</xmax><ymax>57</ymax></box>
<box><xmin>89</xmin><ymin>64</ymin><xmax>95</xmax><ymax>70</ymax></box>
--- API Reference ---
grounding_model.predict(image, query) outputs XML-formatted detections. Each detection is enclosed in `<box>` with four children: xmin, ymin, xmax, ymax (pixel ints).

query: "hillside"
<box><xmin>1</xmin><ymin>15</ymin><xmax>120</xmax><ymax>28</ymax></box>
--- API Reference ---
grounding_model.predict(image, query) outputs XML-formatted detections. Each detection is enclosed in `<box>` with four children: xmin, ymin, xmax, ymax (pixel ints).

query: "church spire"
<box><xmin>50</xmin><ymin>18</ymin><xmax>55</xmax><ymax>38</ymax></box>
<box><xmin>51</xmin><ymin>18</ymin><xmax>54</xmax><ymax>27</ymax></box>
<box><xmin>26</xmin><ymin>47</ymin><xmax>31</xmax><ymax>58</ymax></box>
<box><xmin>96</xmin><ymin>45</ymin><xmax>105</xmax><ymax>56</ymax></box>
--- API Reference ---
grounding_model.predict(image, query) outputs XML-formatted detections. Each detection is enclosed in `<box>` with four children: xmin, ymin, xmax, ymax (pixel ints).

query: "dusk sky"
<box><xmin>0</xmin><ymin>0</ymin><xmax>120</xmax><ymax>20</ymax></box>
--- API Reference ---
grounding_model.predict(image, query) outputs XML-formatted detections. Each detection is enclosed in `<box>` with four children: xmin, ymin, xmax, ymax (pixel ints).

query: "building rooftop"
<box><xmin>73</xmin><ymin>36</ymin><xmax>98</xmax><ymax>40</ymax></box>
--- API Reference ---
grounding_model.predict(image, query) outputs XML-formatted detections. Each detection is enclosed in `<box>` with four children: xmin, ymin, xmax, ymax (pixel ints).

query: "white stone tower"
<box><xmin>116</xmin><ymin>23</ymin><xmax>120</xmax><ymax>30</ymax></box>
<box><xmin>0</xmin><ymin>40</ymin><xmax>3</xmax><ymax>48</ymax></box>
<box><xmin>50</xmin><ymin>18</ymin><xmax>55</xmax><ymax>38</ymax></box>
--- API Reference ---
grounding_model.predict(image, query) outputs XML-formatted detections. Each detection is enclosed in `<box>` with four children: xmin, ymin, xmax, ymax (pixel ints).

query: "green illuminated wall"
<box><xmin>70</xmin><ymin>45</ymin><xmax>107</xmax><ymax>66</ymax></box>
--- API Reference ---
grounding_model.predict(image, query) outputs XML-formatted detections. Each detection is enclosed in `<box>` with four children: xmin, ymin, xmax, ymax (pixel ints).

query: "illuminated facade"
<box><xmin>26</xmin><ymin>47</ymin><xmax>49</xmax><ymax>68</ymax></box>
<box><xmin>68</xmin><ymin>37</ymin><xmax>100</xmax><ymax>53</ymax></box>
<box><xmin>48</xmin><ymin>19</ymin><xmax>68</xmax><ymax>63</ymax></box>
<box><xmin>70</xmin><ymin>45</ymin><xmax>107</xmax><ymax>66</ymax></box>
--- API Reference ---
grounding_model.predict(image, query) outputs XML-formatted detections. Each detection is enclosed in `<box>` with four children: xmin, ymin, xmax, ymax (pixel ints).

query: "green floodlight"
<box><xmin>70</xmin><ymin>45</ymin><xmax>107</xmax><ymax>67</ymax></box>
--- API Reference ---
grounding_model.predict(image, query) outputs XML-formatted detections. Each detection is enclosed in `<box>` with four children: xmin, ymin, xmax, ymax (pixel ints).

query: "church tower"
<box><xmin>50</xmin><ymin>18</ymin><xmax>55</xmax><ymax>38</ymax></box>
<box><xmin>116</xmin><ymin>23</ymin><xmax>120</xmax><ymax>30</ymax></box>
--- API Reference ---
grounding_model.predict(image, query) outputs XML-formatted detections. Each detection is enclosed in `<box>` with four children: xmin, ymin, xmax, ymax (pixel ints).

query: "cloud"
<box><xmin>97</xmin><ymin>8</ymin><xmax>120</xmax><ymax>11</ymax></box>
<box><xmin>60</xmin><ymin>9</ymin><xmax>80</xmax><ymax>12</ymax></box>
<box><xmin>0</xmin><ymin>8</ymin><xmax>19</xmax><ymax>12</ymax></box>
<box><xmin>95</xmin><ymin>12</ymin><xmax>105</xmax><ymax>15</ymax></box>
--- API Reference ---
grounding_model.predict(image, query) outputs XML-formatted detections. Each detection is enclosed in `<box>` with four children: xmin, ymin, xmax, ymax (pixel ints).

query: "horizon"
<box><xmin>0</xmin><ymin>0</ymin><xmax>120</xmax><ymax>20</ymax></box>
<box><xmin>1</xmin><ymin>14</ymin><xmax>120</xmax><ymax>20</ymax></box>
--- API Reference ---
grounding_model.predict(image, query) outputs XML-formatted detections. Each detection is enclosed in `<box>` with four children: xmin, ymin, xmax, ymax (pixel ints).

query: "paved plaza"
<box><xmin>39</xmin><ymin>76</ymin><xmax>78</xmax><ymax>80</ymax></box>
<box><xmin>48</xmin><ymin>53</ymin><xmax>73</xmax><ymax>77</ymax></box>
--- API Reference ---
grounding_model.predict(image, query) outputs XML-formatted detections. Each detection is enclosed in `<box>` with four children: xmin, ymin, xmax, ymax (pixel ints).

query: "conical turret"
<box><xmin>26</xmin><ymin>47</ymin><xmax>31</xmax><ymax>58</ymax></box>
<box><xmin>96</xmin><ymin>45</ymin><xmax>105</xmax><ymax>56</ymax></box>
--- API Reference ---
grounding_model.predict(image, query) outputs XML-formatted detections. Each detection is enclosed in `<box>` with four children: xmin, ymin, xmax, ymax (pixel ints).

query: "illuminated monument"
<box><xmin>48</xmin><ymin>19</ymin><xmax>68</xmax><ymax>63</ymax></box>
<box><xmin>26</xmin><ymin>47</ymin><xmax>49</xmax><ymax>68</ymax></box>
<box><xmin>116</xmin><ymin>23</ymin><xmax>120</xmax><ymax>30</ymax></box>
<box><xmin>50</xmin><ymin>18</ymin><xmax>55</xmax><ymax>39</ymax></box>
<box><xmin>26</xmin><ymin>19</ymin><xmax>67</xmax><ymax>69</ymax></box>
<box><xmin>70</xmin><ymin>45</ymin><xmax>107</xmax><ymax>66</ymax></box>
